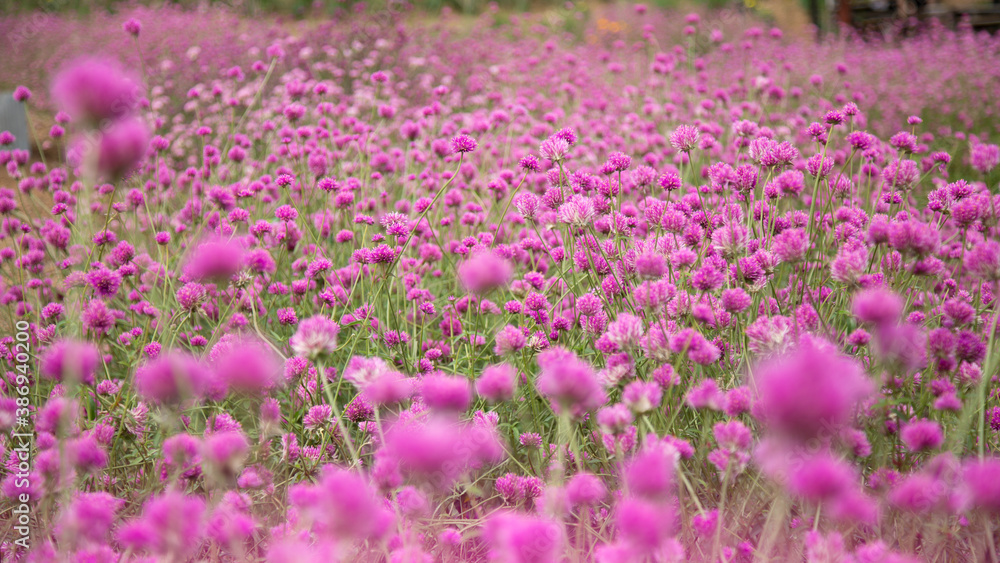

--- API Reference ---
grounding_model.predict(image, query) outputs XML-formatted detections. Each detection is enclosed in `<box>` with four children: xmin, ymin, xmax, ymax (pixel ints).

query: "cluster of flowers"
<box><xmin>2</xmin><ymin>3</ymin><xmax>1000</xmax><ymax>562</ymax></box>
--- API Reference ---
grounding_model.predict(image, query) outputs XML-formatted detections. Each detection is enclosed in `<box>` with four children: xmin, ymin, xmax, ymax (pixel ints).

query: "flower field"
<box><xmin>2</xmin><ymin>3</ymin><xmax>1000</xmax><ymax>561</ymax></box>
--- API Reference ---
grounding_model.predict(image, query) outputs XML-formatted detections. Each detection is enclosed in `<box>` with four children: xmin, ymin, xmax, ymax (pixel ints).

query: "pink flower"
<box><xmin>566</xmin><ymin>472</ymin><xmax>607</xmax><ymax>508</ymax></box>
<box><xmin>457</xmin><ymin>250</ymin><xmax>513</xmax><ymax>294</ymax></box>
<box><xmin>288</xmin><ymin>465</ymin><xmax>394</xmax><ymax>541</ymax></box>
<box><xmin>420</xmin><ymin>372</ymin><xmax>472</xmax><ymax>412</ymax></box>
<box><xmin>383</xmin><ymin>416</ymin><xmax>502</xmax><ymax>489</ymax></box>
<box><xmin>752</xmin><ymin>336</ymin><xmax>872</xmax><ymax>442</ymax></box>
<box><xmin>476</xmin><ymin>363</ymin><xmax>517</xmax><ymax>402</ymax></box>
<box><xmin>202</xmin><ymin>431</ymin><xmax>249</xmax><ymax>475</ymax></box>
<box><xmin>483</xmin><ymin>511</ymin><xmax>563</xmax><ymax>563</ymax></box>
<box><xmin>900</xmin><ymin>419</ymin><xmax>944</xmax><ymax>452</ymax></box>
<box><xmin>184</xmin><ymin>237</ymin><xmax>246</xmax><ymax>282</ymax></box>
<box><xmin>134</xmin><ymin>352</ymin><xmax>213</xmax><ymax>405</ymax></box>
<box><xmin>116</xmin><ymin>491</ymin><xmax>206</xmax><ymax>558</ymax></box>
<box><xmin>290</xmin><ymin>316</ymin><xmax>340</xmax><ymax>359</ymax></box>
<box><xmin>52</xmin><ymin>57</ymin><xmax>141</xmax><ymax>124</ymax></box>
<box><xmin>95</xmin><ymin>117</ymin><xmax>149</xmax><ymax>180</ymax></box>
<box><xmin>852</xmin><ymin>287</ymin><xmax>904</xmax><ymax>325</ymax></box>
<box><xmin>536</xmin><ymin>347</ymin><xmax>607</xmax><ymax>416</ymax></box>
<box><xmin>39</xmin><ymin>339</ymin><xmax>100</xmax><ymax>385</ymax></box>
<box><xmin>962</xmin><ymin>458</ymin><xmax>1000</xmax><ymax>513</ymax></box>
<box><xmin>787</xmin><ymin>450</ymin><xmax>858</xmax><ymax>503</ymax></box>
<box><xmin>557</xmin><ymin>195</ymin><xmax>596</xmax><ymax>228</ymax></box>
<box><xmin>212</xmin><ymin>336</ymin><xmax>282</xmax><ymax>395</ymax></box>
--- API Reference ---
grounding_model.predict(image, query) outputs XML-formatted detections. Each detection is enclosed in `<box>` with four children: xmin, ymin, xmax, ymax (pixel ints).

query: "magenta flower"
<box><xmin>116</xmin><ymin>491</ymin><xmax>206</xmax><ymax>559</ymax></box>
<box><xmin>752</xmin><ymin>336</ymin><xmax>873</xmax><ymax>442</ymax></box>
<box><xmin>450</xmin><ymin>134</ymin><xmax>477</xmax><ymax>154</ymax></box>
<box><xmin>39</xmin><ymin>339</ymin><xmax>100</xmax><ymax>385</ymax></box>
<box><xmin>51</xmin><ymin>57</ymin><xmax>141</xmax><ymax>124</ymax></box>
<box><xmin>900</xmin><ymin>419</ymin><xmax>944</xmax><ymax>452</ymax></box>
<box><xmin>134</xmin><ymin>352</ymin><xmax>213</xmax><ymax>405</ymax></box>
<box><xmin>536</xmin><ymin>347</ymin><xmax>607</xmax><ymax>416</ymax></box>
<box><xmin>476</xmin><ymin>363</ymin><xmax>517</xmax><ymax>402</ymax></box>
<box><xmin>457</xmin><ymin>250</ymin><xmax>513</xmax><ymax>294</ymax></box>
<box><xmin>289</xmin><ymin>315</ymin><xmax>340</xmax><ymax>359</ymax></box>
<box><xmin>419</xmin><ymin>372</ymin><xmax>472</xmax><ymax>412</ymax></box>
<box><xmin>483</xmin><ymin>511</ymin><xmax>563</xmax><ymax>563</ymax></box>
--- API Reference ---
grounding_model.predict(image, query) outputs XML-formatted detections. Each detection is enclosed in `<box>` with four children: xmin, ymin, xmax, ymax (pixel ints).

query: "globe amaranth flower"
<box><xmin>457</xmin><ymin>250</ymin><xmax>513</xmax><ymax>294</ymax></box>
<box><xmin>289</xmin><ymin>316</ymin><xmax>340</xmax><ymax>360</ymax></box>
<box><xmin>419</xmin><ymin>372</ymin><xmax>472</xmax><ymax>412</ymax></box>
<box><xmin>123</xmin><ymin>17</ymin><xmax>142</xmax><ymax>37</ymax></box>
<box><xmin>536</xmin><ymin>346</ymin><xmax>607</xmax><ymax>416</ymax></box>
<box><xmin>540</xmin><ymin>135</ymin><xmax>570</xmax><ymax>162</ymax></box>
<box><xmin>184</xmin><ymin>237</ymin><xmax>246</xmax><ymax>282</ymax></box>
<box><xmin>52</xmin><ymin>57</ymin><xmax>142</xmax><ymax>124</ymax></box>
<box><xmin>483</xmin><ymin>511</ymin><xmax>563</xmax><ymax>563</ymax></box>
<box><xmin>40</xmin><ymin>339</ymin><xmax>101</xmax><ymax>385</ymax></box>
<box><xmin>212</xmin><ymin>336</ymin><xmax>283</xmax><ymax>395</ymax></box>
<box><xmin>450</xmin><ymin>134</ymin><xmax>477</xmax><ymax>154</ymax></box>
<box><xmin>557</xmin><ymin>195</ymin><xmax>596</xmax><ymax>228</ymax></box>
<box><xmin>669</xmin><ymin>125</ymin><xmax>700</xmax><ymax>152</ymax></box>
<box><xmin>476</xmin><ymin>363</ymin><xmax>517</xmax><ymax>402</ymax></box>
<box><xmin>134</xmin><ymin>352</ymin><xmax>214</xmax><ymax>405</ymax></box>
<box><xmin>752</xmin><ymin>335</ymin><xmax>873</xmax><ymax>442</ymax></box>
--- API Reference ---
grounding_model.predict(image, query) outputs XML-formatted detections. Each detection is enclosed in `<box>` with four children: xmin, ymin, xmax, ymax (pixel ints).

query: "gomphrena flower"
<box><xmin>92</xmin><ymin>116</ymin><xmax>149</xmax><ymax>180</ymax></box>
<box><xmin>202</xmin><ymin>431</ymin><xmax>250</xmax><ymax>479</ymax></box>
<box><xmin>450</xmin><ymin>134</ymin><xmax>477</xmax><ymax>154</ymax></box>
<box><xmin>536</xmin><ymin>347</ymin><xmax>607</xmax><ymax>416</ymax></box>
<box><xmin>786</xmin><ymin>450</ymin><xmax>860</xmax><ymax>503</ymax></box>
<box><xmin>494</xmin><ymin>324</ymin><xmax>527</xmax><ymax>356</ymax></box>
<box><xmin>134</xmin><ymin>352</ymin><xmax>213</xmax><ymax>405</ymax></box>
<box><xmin>622</xmin><ymin>380</ymin><xmax>662</xmax><ymax>414</ymax></box>
<box><xmin>122</xmin><ymin>17</ymin><xmax>142</xmax><ymax>37</ymax></box>
<box><xmin>602</xmin><ymin>443</ymin><xmax>684</xmax><ymax>559</ymax></box>
<box><xmin>457</xmin><ymin>250</ymin><xmax>513</xmax><ymax>294</ymax></box>
<box><xmin>752</xmin><ymin>335</ymin><xmax>873</xmax><ymax>442</ymax></box>
<box><xmin>183</xmin><ymin>237</ymin><xmax>246</xmax><ymax>282</ymax></box>
<box><xmin>669</xmin><ymin>125</ymin><xmax>700</xmax><ymax>153</ymax></box>
<box><xmin>900</xmin><ymin>419</ymin><xmax>944</xmax><ymax>452</ymax></box>
<box><xmin>565</xmin><ymin>472</ymin><xmax>607</xmax><ymax>509</ymax></box>
<box><xmin>483</xmin><ymin>511</ymin><xmax>564</xmax><ymax>563</ymax></box>
<box><xmin>116</xmin><ymin>491</ymin><xmax>206</xmax><ymax>559</ymax></box>
<box><xmin>51</xmin><ymin>57</ymin><xmax>142</xmax><ymax>124</ymax></box>
<box><xmin>772</xmin><ymin>228</ymin><xmax>809</xmax><ymax>263</ymax></box>
<box><xmin>365</xmin><ymin>369</ymin><xmax>414</xmax><ymax>406</ymax></box>
<box><xmin>557</xmin><ymin>195</ymin><xmax>596</xmax><ymax>228</ymax></box>
<box><xmin>605</xmin><ymin>313</ymin><xmax>645</xmax><ymax>350</ymax></box>
<box><xmin>12</xmin><ymin>86</ymin><xmax>31</xmax><ymax>102</ymax></box>
<box><xmin>289</xmin><ymin>315</ymin><xmax>340</xmax><ymax>359</ymax></box>
<box><xmin>964</xmin><ymin>240</ymin><xmax>1000</xmax><ymax>281</ymax></box>
<box><xmin>55</xmin><ymin>492</ymin><xmax>123</xmax><ymax>549</ymax></box>
<box><xmin>961</xmin><ymin>458</ymin><xmax>1000</xmax><ymax>513</ymax></box>
<box><xmin>382</xmin><ymin>415</ymin><xmax>503</xmax><ymax>489</ymax></box>
<box><xmin>419</xmin><ymin>372</ymin><xmax>472</xmax><ymax>412</ymax></box>
<box><xmin>476</xmin><ymin>363</ymin><xmax>517</xmax><ymax>402</ymax></box>
<box><xmin>288</xmin><ymin>465</ymin><xmax>394</xmax><ymax>541</ymax></box>
<box><xmin>211</xmin><ymin>336</ymin><xmax>283</xmax><ymax>395</ymax></box>
<box><xmin>539</xmin><ymin>135</ymin><xmax>570</xmax><ymax>162</ymax></box>
<box><xmin>39</xmin><ymin>339</ymin><xmax>100</xmax><ymax>385</ymax></box>
<box><xmin>852</xmin><ymin>287</ymin><xmax>904</xmax><ymax>326</ymax></box>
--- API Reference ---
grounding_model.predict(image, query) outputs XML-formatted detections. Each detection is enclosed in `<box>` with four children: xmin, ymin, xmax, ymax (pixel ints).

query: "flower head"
<box><xmin>536</xmin><ymin>347</ymin><xmax>607</xmax><ymax>416</ymax></box>
<box><xmin>290</xmin><ymin>316</ymin><xmax>340</xmax><ymax>359</ymax></box>
<box><xmin>451</xmin><ymin>134</ymin><xmax>477</xmax><ymax>154</ymax></box>
<box><xmin>752</xmin><ymin>336</ymin><xmax>873</xmax><ymax>442</ymax></box>
<box><xmin>52</xmin><ymin>57</ymin><xmax>142</xmax><ymax>124</ymax></box>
